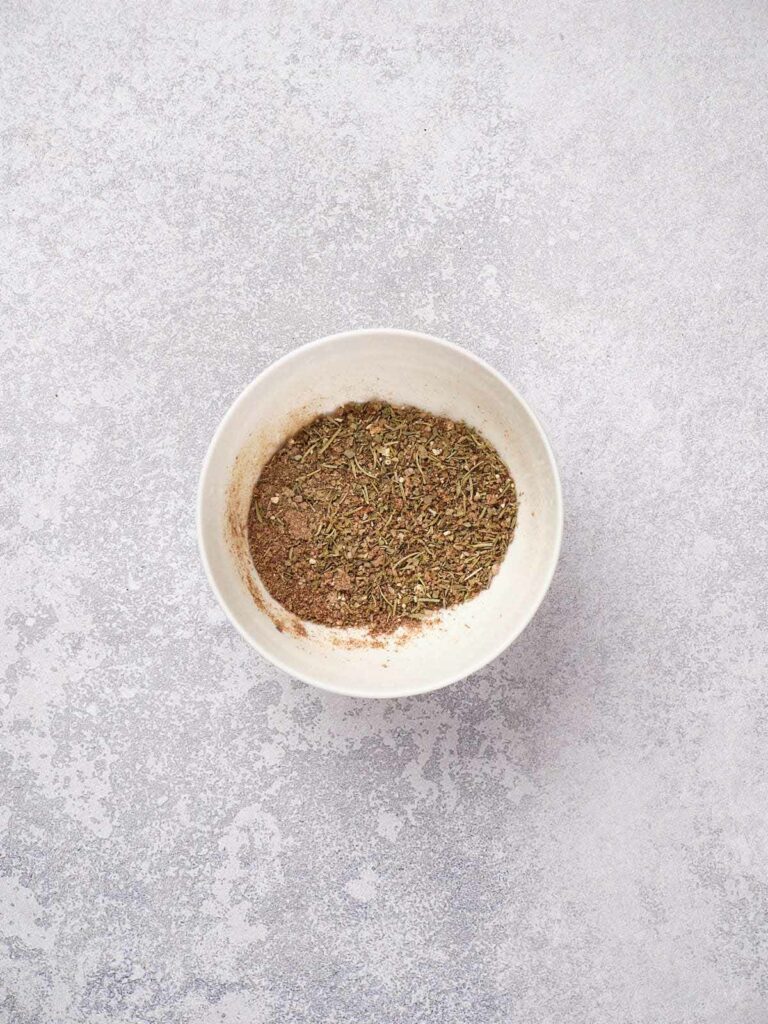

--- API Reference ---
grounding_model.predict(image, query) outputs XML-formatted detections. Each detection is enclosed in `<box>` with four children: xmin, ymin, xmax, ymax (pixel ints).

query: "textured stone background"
<box><xmin>2</xmin><ymin>1</ymin><xmax>767</xmax><ymax>1021</ymax></box>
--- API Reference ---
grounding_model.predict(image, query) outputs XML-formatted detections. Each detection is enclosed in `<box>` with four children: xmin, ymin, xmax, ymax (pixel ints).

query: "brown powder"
<box><xmin>247</xmin><ymin>402</ymin><xmax>518</xmax><ymax>632</ymax></box>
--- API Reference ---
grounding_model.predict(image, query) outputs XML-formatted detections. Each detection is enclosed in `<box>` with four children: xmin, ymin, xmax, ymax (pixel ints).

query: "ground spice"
<box><xmin>247</xmin><ymin>402</ymin><xmax>518</xmax><ymax>632</ymax></box>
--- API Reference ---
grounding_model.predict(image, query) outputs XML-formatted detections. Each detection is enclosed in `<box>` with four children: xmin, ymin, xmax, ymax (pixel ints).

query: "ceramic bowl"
<box><xmin>198</xmin><ymin>328</ymin><xmax>562</xmax><ymax>698</ymax></box>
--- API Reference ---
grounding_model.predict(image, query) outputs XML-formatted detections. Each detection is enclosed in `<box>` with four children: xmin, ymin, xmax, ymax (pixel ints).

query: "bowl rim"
<box><xmin>197</xmin><ymin>327</ymin><xmax>564</xmax><ymax>699</ymax></box>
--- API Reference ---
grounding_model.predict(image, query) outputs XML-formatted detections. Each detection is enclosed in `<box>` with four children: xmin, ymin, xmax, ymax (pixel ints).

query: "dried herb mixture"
<box><xmin>247</xmin><ymin>402</ymin><xmax>518</xmax><ymax>632</ymax></box>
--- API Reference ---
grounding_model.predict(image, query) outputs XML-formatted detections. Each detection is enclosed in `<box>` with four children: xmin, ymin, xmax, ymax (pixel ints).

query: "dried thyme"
<box><xmin>247</xmin><ymin>402</ymin><xmax>518</xmax><ymax>632</ymax></box>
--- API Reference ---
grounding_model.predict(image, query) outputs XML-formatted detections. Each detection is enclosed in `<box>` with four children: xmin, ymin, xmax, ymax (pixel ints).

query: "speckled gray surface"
<box><xmin>2</xmin><ymin>1</ymin><xmax>767</xmax><ymax>1021</ymax></box>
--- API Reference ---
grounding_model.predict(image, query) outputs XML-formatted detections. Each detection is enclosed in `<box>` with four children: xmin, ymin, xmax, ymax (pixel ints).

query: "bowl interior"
<box><xmin>198</xmin><ymin>330</ymin><xmax>562</xmax><ymax>697</ymax></box>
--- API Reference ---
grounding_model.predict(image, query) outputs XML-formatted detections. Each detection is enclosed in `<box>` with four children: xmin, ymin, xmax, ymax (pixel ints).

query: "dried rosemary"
<box><xmin>247</xmin><ymin>402</ymin><xmax>518</xmax><ymax>632</ymax></box>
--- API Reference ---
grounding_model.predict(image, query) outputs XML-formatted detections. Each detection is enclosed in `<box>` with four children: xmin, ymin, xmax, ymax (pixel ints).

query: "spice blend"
<box><xmin>247</xmin><ymin>402</ymin><xmax>518</xmax><ymax>632</ymax></box>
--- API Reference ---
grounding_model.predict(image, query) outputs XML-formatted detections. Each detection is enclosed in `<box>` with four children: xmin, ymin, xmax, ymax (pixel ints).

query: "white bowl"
<box><xmin>197</xmin><ymin>329</ymin><xmax>562</xmax><ymax>699</ymax></box>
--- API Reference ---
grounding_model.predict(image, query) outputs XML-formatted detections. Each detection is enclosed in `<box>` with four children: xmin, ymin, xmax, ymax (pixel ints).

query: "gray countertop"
<box><xmin>2</xmin><ymin>2</ymin><xmax>767</xmax><ymax>1022</ymax></box>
